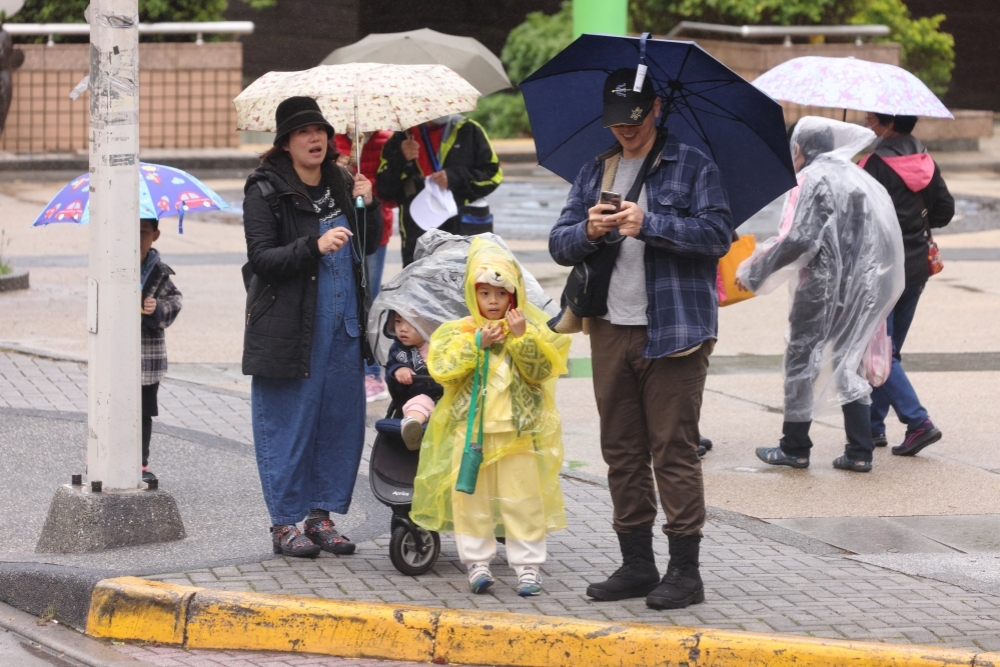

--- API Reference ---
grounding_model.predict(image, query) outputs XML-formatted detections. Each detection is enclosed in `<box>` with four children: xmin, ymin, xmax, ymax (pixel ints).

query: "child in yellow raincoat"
<box><xmin>412</xmin><ymin>238</ymin><xmax>570</xmax><ymax>596</ymax></box>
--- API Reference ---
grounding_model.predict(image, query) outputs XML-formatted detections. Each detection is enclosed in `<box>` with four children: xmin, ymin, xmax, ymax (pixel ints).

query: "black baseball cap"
<box><xmin>602</xmin><ymin>68</ymin><xmax>657</xmax><ymax>127</ymax></box>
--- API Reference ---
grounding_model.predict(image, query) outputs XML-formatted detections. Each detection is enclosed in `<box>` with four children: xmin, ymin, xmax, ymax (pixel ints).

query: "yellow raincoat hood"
<box><xmin>411</xmin><ymin>238</ymin><xmax>570</xmax><ymax>538</ymax></box>
<box><xmin>465</xmin><ymin>238</ymin><xmax>523</xmax><ymax>327</ymax></box>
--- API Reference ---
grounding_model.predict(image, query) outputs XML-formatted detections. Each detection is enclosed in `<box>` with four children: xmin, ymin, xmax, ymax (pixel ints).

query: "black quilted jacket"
<box><xmin>241</xmin><ymin>152</ymin><xmax>382</xmax><ymax>379</ymax></box>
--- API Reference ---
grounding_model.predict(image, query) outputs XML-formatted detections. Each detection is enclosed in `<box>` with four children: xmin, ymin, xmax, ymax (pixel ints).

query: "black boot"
<box><xmin>586</xmin><ymin>530</ymin><xmax>660</xmax><ymax>601</ymax></box>
<box><xmin>646</xmin><ymin>534</ymin><xmax>705</xmax><ymax>610</ymax></box>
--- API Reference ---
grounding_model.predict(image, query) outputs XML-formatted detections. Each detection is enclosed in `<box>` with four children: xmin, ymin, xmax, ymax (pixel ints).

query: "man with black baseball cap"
<box><xmin>549</xmin><ymin>67</ymin><xmax>734</xmax><ymax>610</ymax></box>
<box><xmin>602</xmin><ymin>67</ymin><xmax>657</xmax><ymax>128</ymax></box>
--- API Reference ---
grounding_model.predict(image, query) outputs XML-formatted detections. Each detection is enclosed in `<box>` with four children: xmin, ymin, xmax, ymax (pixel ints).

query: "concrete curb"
<box><xmin>86</xmin><ymin>576</ymin><xmax>1000</xmax><ymax>667</ymax></box>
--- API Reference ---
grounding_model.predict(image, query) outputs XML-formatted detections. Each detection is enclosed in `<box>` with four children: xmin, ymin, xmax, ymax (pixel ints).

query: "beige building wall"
<box><xmin>1</xmin><ymin>42</ymin><xmax>242</xmax><ymax>153</ymax></box>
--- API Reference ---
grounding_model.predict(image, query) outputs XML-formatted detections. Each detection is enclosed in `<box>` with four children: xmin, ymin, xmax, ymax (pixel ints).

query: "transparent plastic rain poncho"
<box><xmin>736</xmin><ymin>117</ymin><xmax>904</xmax><ymax>421</ymax></box>
<box><xmin>409</xmin><ymin>238</ymin><xmax>571</xmax><ymax>539</ymax></box>
<box><xmin>366</xmin><ymin>229</ymin><xmax>559</xmax><ymax>367</ymax></box>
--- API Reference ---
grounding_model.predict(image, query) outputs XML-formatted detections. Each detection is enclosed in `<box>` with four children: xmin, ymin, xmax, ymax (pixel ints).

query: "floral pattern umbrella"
<box><xmin>753</xmin><ymin>56</ymin><xmax>953</xmax><ymax>119</ymax></box>
<box><xmin>233</xmin><ymin>63</ymin><xmax>482</xmax><ymax>136</ymax></box>
<box><xmin>32</xmin><ymin>163</ymin><xmax>231</xmax><ymax>233</ymax></box>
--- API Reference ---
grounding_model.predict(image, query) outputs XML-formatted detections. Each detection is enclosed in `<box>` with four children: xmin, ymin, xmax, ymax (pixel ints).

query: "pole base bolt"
<box><xmin>91</xmin><ymin>481</ymin><xmax>102</xmax><ymax>493</ymax></box>
<box><xmin>71</xmin><ymin>474</ymin><xmax>82</xmax><ymax>486</ymax></box>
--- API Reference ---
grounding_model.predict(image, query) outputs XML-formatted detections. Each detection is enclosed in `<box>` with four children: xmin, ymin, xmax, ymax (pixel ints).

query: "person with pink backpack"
<box><xmin>860</xmin><ymin>113</ymin><xmax>954</xmax><ymax>457</ymax></box>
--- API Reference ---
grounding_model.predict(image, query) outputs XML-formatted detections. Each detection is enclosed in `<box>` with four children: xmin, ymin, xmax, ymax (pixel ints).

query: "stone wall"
<box><xmin>0</xmin><ymin>42</ymin><xmax>242</xmax><ymax>153</ymax></box>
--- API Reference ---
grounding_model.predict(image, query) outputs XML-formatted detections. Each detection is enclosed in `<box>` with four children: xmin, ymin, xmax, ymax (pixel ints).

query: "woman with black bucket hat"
<box><xmin>242</xmin><ymin>96</ymin><xmax>383</xmax><ymax>557</ymax></box>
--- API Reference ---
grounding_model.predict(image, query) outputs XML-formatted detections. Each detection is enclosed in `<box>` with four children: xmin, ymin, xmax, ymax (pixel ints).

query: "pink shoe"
<box><xmin>365</xmin><ymin>375</ymin><xmax>389</xmax><ymax>403</ymax></box>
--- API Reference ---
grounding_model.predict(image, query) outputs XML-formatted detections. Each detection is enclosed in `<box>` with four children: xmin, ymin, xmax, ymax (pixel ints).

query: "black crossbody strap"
<box><xmin>624</xmin><ymin>130</ymin><xmax>668</xmax><ymax>205</ymax></box>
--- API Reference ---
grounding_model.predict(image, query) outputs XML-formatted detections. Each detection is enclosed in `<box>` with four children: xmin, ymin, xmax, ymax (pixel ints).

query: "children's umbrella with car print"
<box><xmin>32</xmin><ymin>162</ymin><xmax>231</xmax><ymax>233</ymax></box>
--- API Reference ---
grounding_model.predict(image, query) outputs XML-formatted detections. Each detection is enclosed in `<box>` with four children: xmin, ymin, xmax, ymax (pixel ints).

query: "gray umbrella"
<box><xmin>321</xmin><ymin>28</ymin><xmax>512</xmax><ymax>96</ymax></box>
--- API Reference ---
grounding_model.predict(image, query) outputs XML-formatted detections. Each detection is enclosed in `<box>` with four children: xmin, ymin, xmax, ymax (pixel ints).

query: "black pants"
<box><xmin>780</xmin><ymin>400</ymin><xmax>874</xmax><ymax>462</ymax></box>
<box><xmin>141</xmin><ymin>382</ymin><xmax>159</xmax><ymax>467</ymax></box>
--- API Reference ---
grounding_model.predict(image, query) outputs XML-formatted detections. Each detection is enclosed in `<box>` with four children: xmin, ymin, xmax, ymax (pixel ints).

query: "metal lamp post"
<box><xmin>86</xmin><ymin>0</ymin><xmax>142</xmax><ymax>492</ymax></box>
<box><xmin>35</xmin><ymin>0</ymin><xmax>185</xmax><ymax>554</ymax></box>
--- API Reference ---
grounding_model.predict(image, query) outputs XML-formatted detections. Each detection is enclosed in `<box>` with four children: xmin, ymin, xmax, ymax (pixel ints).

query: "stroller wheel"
<box><xmin>389</xmin><ymin>525</ymin><xmax>440</xmax><ymax>576</ymax></box>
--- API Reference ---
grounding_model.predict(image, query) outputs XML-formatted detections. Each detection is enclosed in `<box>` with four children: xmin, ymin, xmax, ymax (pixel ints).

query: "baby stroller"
<box><xmin>369</xmin><ymin>375</ymin><xmax>441</xmax><ymax>576</ymax></box>
<box><xmin>367</xmin><ymin>230</ymin><xmax>561</xmax><ymax>576</ymax></box>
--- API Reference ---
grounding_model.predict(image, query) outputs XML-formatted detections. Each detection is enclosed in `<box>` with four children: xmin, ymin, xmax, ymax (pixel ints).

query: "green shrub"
<box><xmin>630</xmin><ymin>0</ymin><xmax>954</xmax><ymax>97</ymax></box>
<box><xmin>470</xmin><ymin>2</ymin><xmax>573</xmax><ymax>138</ymax></box>
<box><xmin>851</xmin><ymin>0</ymin><xmax>954</xmax><ymax>96</ymax></box>
<box><xmin>468</xmin><ymin>92</ymin><xmax>533</xmax><ymax>139</ymax></box>
<box><xmin>2</xmin><ymin>0</ymin><xmax>275</xmax><ymax>41</ymax></box>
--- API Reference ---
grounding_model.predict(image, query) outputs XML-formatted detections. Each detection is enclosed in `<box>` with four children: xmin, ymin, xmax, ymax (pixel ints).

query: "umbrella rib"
<box><xmin>670</xmin><ymin>89</ymin><xmax>746</xmax><ymax>123</ymax></box>
<box><xmin>535</xmin><ymin>114</ymin><xmax>609</xmax><ymax>164</ymax></box>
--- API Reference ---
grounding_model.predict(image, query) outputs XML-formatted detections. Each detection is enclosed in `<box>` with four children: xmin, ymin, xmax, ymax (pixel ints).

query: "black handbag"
<box><xmin>558</xmin><ymin>130</ymin><xmax>668</xmax><ymax>320</ymax></box>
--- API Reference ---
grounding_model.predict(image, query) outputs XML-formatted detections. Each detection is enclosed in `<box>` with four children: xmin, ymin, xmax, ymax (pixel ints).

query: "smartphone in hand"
<box><xmin>599</xmin><ymin>190</ymin><xmax>622</xmax><ymax>213</ymax></box>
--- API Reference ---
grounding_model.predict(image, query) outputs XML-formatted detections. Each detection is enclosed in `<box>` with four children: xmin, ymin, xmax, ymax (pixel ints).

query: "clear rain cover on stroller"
<box><xmin>367</xmin><ymin>230</ymin><xmax>560</xmax><ymax>366</ymax></box>
<box><xmin>736</xmin><ymin>117</ymin><xmax>905</xmax><ymax>420</ymax></box>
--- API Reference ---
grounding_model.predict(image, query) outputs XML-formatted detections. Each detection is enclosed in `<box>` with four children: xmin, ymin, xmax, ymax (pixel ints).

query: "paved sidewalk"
<box><xmin>4</xmin><ymin>348</ymin><xmax>1000</xmax><ymax>667</ymax></box>
<box><xmin>0</xmin><ymin>350</ymin><xmax>253</xmax><ymax>445</ymax></box>
<box><xmin>141</xmin><ymin>477</ymin><xmax>1000</xmax><ymax>651</ymax></box>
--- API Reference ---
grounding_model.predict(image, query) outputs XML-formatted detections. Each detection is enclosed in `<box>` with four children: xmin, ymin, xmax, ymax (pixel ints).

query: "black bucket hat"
<box><xmin>274</xmin><ymin>96</ymin><xmax>334</xmax><ymax>146</ymax></box>
<box><xmin>602</xmin><ymin>68</ymin><xmax>657</xmax><ymax>128</ymax></box>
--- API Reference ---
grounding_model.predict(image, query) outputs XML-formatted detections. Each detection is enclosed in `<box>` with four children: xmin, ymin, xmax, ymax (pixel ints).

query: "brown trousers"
<box><xmin>590</xmin><ymin>318</ymin><xmax>712</xmax><ymax>537</ymax></box>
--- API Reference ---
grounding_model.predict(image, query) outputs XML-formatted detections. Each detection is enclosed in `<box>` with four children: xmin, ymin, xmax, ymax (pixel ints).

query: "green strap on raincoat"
<box><xmin>455</xmin><ymin>331</ymin><xmax>490</xmax><ymax>495</ymax></box>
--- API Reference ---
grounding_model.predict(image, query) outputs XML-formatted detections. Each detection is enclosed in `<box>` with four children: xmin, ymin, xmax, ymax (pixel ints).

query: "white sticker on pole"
<box><xmin>633</xmin><ymin>64</ymin><xmax>648</xmax><ymax>93</ymax></box>
<box><xmin>88</xmin><ymin>278</ymin><xmax>98</xmax><ymax>333</ymax></box>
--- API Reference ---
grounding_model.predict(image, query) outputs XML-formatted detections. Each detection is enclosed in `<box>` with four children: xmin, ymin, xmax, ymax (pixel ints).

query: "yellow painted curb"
<box><xmin>87</xmin><ymin>577</ymin><xmax>200</xmax><ymax>645</ymax></box>
<box><xmin>87</xmin><ymin>577</ymin><xmax>993</xmax><ymax>667</ymax></box>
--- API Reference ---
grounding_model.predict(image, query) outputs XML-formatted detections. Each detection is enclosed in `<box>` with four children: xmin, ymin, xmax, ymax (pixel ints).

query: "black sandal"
<box><xmin>756</xmin><ymin>446</ymin><xmax>809</xmax><ymax>469</ymax></box>
<box><xmin>833</xmin><ymin>455</ymin><xmax>872</xmax><ymax>473</ymax></box>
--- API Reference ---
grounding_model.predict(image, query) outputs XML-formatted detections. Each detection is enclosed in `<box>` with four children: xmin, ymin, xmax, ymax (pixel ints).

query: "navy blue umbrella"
<box><xmin>521</xmin><ymin>33</ymin><xmax>796</xmax><ymax>225</ymax></box>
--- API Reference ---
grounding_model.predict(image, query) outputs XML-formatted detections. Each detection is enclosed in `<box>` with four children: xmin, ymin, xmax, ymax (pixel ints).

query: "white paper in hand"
<box><xmin>410</xmin><ymin>178</ymin><xmax>457</xmax><ymax>231</ymax></box>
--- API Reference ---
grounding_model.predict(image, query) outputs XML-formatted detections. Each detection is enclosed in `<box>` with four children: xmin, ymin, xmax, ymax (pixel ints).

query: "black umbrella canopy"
<box><xmin>322</xmin><ymin>28</ymin><xmax>512</xmax><ymax>96</ymax></box>
<box><xmin>521</xmin><ymin>34</ymin><xmax>796</xmax><ymax>226</ymax></box>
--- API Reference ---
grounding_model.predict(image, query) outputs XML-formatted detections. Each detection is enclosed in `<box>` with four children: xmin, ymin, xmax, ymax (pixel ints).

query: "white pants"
<box><xmin>454</xmin><ymin>533</ymin><xmax>546</xmax><ymax>578</ymax></box>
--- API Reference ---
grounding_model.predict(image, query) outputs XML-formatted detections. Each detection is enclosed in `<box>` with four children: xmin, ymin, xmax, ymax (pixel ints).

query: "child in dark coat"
<box><xmin>384</xmin><ymin>311</ymin><xmax>443</xmax><ymax>450</ymax></box>
<box><xmin>140</xmin><ymin>217</ymin><xmax>182</xmax><ymax>483</ymax></box>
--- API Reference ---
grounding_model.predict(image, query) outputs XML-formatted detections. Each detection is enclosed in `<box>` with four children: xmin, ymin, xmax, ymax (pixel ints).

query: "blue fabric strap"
<box><xmin>419</xmin><ymin>124</ymin><xmax>442</xmax><ymax>173</ymax></box>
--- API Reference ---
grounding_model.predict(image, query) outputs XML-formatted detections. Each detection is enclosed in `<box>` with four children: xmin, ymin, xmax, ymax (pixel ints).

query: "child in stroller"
<box><xmin>384</xmin><ymin>311</ymin><xmax>444</xmax><ymax>450</ymax></box>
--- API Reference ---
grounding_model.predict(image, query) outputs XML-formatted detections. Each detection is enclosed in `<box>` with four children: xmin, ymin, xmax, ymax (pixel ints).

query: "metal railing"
<box><xmin>2</xmin><ymin>21</ymin><xmax>254</xmax><ymax>46</ymax></box>
<box><xmin>665</xmin><ymin>21</ymin><xmax>890</xmax><ymax>47</ymax></box>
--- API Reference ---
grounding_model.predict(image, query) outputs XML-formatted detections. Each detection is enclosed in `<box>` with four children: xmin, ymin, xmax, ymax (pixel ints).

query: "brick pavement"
<box><xmin>4</xmin><ymin>348</ymin><xmax>1000</xmax><ymax>667</ymax></box>
<box><xmin>0</xmin><ymin>350</ymin><xmax>253</xmax><ymax>445</ymax></box>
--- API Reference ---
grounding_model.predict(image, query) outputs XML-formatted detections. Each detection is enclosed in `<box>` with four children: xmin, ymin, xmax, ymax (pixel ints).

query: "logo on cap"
<box><xmin>613</xmin><ymin>83</ymin><xmax>628</xmax><ymax>98</ymax></box>
<box><xmin>631</xmin><ymin>106</ymin><xmax>644</xmax><ymax>121</ymax></box>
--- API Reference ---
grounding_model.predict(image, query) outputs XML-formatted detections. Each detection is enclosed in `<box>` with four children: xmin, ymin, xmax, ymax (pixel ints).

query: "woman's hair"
<box><xmin>258</xmin><ymin>133</ymin><xmax>341</xmax><ymax>166</ymax></box>
<box><xmin>873</xmin><ymin>113</ymin><xmax>918</xmax><ymax>134</ymax></box>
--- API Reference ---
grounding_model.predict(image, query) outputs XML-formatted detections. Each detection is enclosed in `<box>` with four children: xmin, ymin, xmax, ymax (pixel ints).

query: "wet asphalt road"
<box><xmin>0</xmin><ymin>627</ymin><xmax>82</xmax><ymax>666</ymax></box>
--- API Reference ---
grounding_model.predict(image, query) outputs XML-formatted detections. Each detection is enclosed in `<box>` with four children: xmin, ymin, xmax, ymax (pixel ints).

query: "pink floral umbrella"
<box><xmin>234</xmin><ymin>62</ymin><xmax>481</xmax><ymax>170</ymax></box>
<box><xmin>753</xmin><ymin>56</ymin><xmax>953</xmax><ymax>119</ymax></box>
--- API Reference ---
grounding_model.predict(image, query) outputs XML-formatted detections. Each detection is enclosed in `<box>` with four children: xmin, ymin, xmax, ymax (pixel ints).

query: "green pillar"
<box><xmin>573</xmin><ymin>0</ymin><xmax>627</xmax><ymax>39</ymax></box>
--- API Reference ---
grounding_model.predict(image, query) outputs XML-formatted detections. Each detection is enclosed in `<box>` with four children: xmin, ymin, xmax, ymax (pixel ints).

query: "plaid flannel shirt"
<box><xmin>141</xmin><ymin>260</ymin><xmax>182</xmax><ymax>385</ymax></box>
<box><xmin>549</xmin><ymin>134</ymin><xmax>735</xmax><ymax>358</ymax></box>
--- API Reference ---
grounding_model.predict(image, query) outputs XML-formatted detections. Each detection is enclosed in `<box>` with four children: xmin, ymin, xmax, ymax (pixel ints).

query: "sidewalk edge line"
<box><xmin>85</xmin><ymin>576</ymin><xmax>997</xmax><ymax>667</ymax></box>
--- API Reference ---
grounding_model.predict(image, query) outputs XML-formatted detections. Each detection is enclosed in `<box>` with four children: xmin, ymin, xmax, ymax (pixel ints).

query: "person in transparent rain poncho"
<box><xmin>736</xmin><ymin>117</ymin><xmax>904</xmax><ymax>472</ymax></box>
